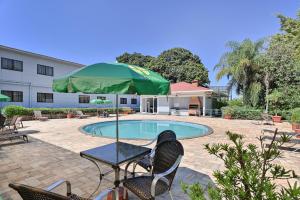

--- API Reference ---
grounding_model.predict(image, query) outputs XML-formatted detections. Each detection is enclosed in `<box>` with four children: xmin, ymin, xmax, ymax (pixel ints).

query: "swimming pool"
<box><xmin>81</xmin><ymin>120</ymin><xmax>212</xmax><ymax>140</ymax></box>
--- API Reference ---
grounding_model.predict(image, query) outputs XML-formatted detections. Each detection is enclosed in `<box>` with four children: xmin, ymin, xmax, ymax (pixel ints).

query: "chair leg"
<box><xmin>169</xmin><ymin>191</ymin><xmax>174</xmax><ymax>200</ymax></box>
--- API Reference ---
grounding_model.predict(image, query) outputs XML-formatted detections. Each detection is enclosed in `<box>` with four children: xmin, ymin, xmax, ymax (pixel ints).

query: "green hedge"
<box><xmin>221</xmin><ymin>106</ymin><xmax>293</xmax><ymax>120</ymax></box>
<box><xmin>1</xmin><ymin>105</ymin><xmax>132</xmax><ymax>118</ymax></box>
<box><xmin>221</xmin><ymin>106</ymin><xmax>262</xmax><ymax>120</ymax></box>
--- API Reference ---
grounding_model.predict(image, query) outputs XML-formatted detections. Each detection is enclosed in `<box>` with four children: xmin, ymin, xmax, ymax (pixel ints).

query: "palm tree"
<box><xmin>214</xmin><ymin>39</ymin><xmax>264</xmax><ymax>105</ymax></box>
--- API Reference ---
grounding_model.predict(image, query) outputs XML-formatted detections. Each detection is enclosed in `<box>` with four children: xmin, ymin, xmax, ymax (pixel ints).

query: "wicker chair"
<box><xmin>0</xmin><ymin>114</ymin><xmax>6</xmax><ymax>130</ymax></box>
<box><xmin>123</xmin><ymin>139</ymin><xmax>184</xmax><ymax>200</ymax></box>
<box><xmin>135</xmin><ymin>130</ymin><xmax>177</xmax><ymax>173</ymax></box>
<box><xmin>9</xmin><ymin>179</ymin><xmax>113</xmax><ymax>200</ymax></box>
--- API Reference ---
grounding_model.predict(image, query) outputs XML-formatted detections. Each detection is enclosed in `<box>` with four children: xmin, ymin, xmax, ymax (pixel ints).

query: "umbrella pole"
<box><xmin>116</xmin><ymin>94</ymin><xmax>119</xmax><ymax>143</ymax></box>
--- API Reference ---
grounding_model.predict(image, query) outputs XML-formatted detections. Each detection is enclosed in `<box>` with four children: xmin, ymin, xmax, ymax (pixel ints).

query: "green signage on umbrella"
<box><xmin>53</xmin><ymin>62</ymin><xmax>170</xmax><ymax>142</ymax></box>
<box><xmin>0</xmin><ymin>94</ymin><xmax>10</xmax><ymax>102</ymax></box>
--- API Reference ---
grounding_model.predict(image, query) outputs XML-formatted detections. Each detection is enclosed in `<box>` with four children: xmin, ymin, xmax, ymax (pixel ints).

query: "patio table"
<box><xmin>80</xmin><ymin>142</ymin><xmax>151</xmax><ymax>198</ymax></box>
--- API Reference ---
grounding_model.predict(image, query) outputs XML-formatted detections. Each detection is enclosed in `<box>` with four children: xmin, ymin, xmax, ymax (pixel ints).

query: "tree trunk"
<box><xmin>264</xmin><ymin>73</ymin><xmax>270</xmax><ymax>113</ymax></box>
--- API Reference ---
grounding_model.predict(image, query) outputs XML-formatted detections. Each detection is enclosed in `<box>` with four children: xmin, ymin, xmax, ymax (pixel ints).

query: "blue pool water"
<box><xmin>82</xmin><ymin>120</ymin><xmax>212</xmax><ymax>140</ymax></box>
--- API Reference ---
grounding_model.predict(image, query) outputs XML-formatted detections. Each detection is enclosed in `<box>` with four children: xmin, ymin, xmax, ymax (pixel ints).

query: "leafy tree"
<box><xmin>214</xmin><ymin>39</ymin><xmax>265</xmax><ymax>106</ymax></box>
<box><xmin>182</xmin><ymin>130</ymin><xmax>300</xmax><ymax>200</ymax></box>
<box><xmin>116</xmin><ymin>48</ymin><xmax>210</xmax><ymax>86</ymax></box>
<box><xmin>116</xmin><ymin>52</ymin><xmax>154</xmax><ymax>68</ymax></box>
<box><xmin>153</xmin><ymin>48</ymin><xmax>209</xmax><ymax>85</ymax></box>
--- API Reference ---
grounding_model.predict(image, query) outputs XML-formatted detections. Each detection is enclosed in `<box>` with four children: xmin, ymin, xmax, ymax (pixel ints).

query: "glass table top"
<box><xmin>80</xmin><ymin>142</ymin><xmax>151</xmax><ymax>167</ymax></box>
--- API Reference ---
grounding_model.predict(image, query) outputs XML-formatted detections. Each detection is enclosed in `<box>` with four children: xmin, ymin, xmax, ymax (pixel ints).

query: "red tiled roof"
<box><xmin>171</xmin><ymin>82</ymin><xmax>210</xmax><ymax>92</ymax></box>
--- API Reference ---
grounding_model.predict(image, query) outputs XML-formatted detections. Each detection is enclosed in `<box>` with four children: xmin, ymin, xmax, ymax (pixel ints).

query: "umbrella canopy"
<box><xmin>53</xmin><ymin>62</ymin><xmax>170</xmax><ymax>143</ymax></box>
<box><xmin>90</xmin><ymin>99</ymin><xmax>113</xmax><ymax>104</ymax></box>
<box><xmin>0</xmin><ymin>94</ymin><xmax>10</xmax><ymax>102</ymax></box>
<box><xmin>53</xmin><ymin>62</ymin><xmax>170</xmax><ymax>95</ymax></box>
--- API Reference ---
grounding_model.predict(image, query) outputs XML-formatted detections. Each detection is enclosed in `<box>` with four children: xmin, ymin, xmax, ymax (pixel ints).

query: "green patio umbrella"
<box><xmin>0</xmin><ymin>94</ymin><xmax>10</xmax><ymax>102</ymax></box>
<box><xmin>53</xmin><ymin>62</ymin><xmax>170</xmax><ymax>142</ymax></box>
<box><xmin>90</xmin><ymin>99</ymin><xmax>113</xmax><ymax>104</ymax></box>
<box><xmin>90</xmin><ymin>99</ymin><xmax>113</xmax><ymax>117</ymax></box>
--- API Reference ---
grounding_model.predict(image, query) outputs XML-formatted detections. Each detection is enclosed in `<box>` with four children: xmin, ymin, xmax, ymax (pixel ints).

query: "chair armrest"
<box><xmin>45</xmin><ymin>179</ymin><xmax>71</xmax><ymax>196</ymax></box>
<box><xmin>124</xmin><ymin>156</ymin><xmax>146</xmax><ymax>179</ymax></box>
<box><xmin>151</xmin><ymin>155</ymin><xmax>182</xmax><ymax>197</ymax></box>
<box><xmin>93</xmin><ymin>188</ymin><xmax>113</xmax><ymax>200</ymax></box>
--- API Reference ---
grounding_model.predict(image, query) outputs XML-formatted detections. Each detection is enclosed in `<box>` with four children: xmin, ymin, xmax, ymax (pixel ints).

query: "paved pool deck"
<box><xmin>1</xmin><ymin>114</ymin><xmax>299</xmax><ymax>199</ymax></box>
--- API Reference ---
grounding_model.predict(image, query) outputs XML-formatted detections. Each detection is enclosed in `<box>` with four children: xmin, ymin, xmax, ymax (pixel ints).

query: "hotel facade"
<box><xmin>0</xmin><ymin>45</ymin><xmax>140</xmax><ymax>109</ymax></box>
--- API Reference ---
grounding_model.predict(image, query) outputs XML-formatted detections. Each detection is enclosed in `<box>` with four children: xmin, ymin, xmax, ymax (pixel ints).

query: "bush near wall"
<box><xmin>221</xmin><ymin>106</ymin><xmax>293</xmax><ymax>120</ymax></box>
<box><xmin>1</xmin><ymin>105</ymin><xmax>133</xmax><ymax>119</ymax></box>
<box><xmin>221</xmin><ymin>106</ymin><xmax>262</xmax><ymax>120</ymax></box>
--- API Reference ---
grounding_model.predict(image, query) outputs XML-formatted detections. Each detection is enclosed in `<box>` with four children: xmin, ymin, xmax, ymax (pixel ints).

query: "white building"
<box><xmin>0</xmin><ymin>45</ymin><xmax>140</xmax><ymax>109</ymax></box>
<box><xmin>140</xmin><ymin>81</ymin><xmax>214</xmax><ymax>116</ymax></box>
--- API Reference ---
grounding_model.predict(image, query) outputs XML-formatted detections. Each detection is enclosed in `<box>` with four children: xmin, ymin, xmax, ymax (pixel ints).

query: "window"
<box><xmin>37</xmin><ymin>93</ymin><xmax>53</xmax><ymax>103</ymax></box>
<box><xmin>79</xmin><ymin>95</ymin><xmax>90</xmax><ymax>103</ymax></box>
<box><xmin>97</xmin><ymin>96</ymin><xmax>106</xmax><ymax>100</ymax></box>
<box><xmin>120</xmin><ymin>98</ymin><xmax>127</xmax><ymax>104</ymax></box>
<box><xmin>1</xmin><ymin>90</ymin><xmax>23</xmax><ymax>102</ymax></box>
<box><xmin>131</xmin><ymin>98</ymin><xmax>137</xmax><ymax>104</ymax></box>
<box><xmin>1</xmin><ymin>57</ymin><xmax>23</xmax><ymax>72</ymax></box>
<box><xmin>37</xmin><ymin>64</ymin><xmax>54</xmax><ymax>76</ymax></box>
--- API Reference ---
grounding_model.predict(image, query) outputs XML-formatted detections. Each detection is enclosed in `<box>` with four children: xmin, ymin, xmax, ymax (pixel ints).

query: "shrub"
<box><xmin>1</xmin><ymin>106</ymin><xmax>133</xmax><ymax>119</ymax></box>
<box><xmin>212</xmin><ymin>99</ymin><xmax>228</xmax><ymax>109</ymax></box>
<box><xmin>221</xmin><ymin>106</ymin><xmax>262</xmax><ymax>120</ymax></box>
<box><xmin>227</xmin><ymin>98</ymin><xmax>243</xmax><ymax>107</ymax></box>
<box><xmin>182</xmin><ymin>131</ymin><xmax>300</xmax><ymax>200</ymax></box>
<box><xmin>1</xmin><ymin>105</ymin><xmax>32</xmax><ymax>118</ymax></box>
<box><xmin>291</xmin><ymin>108</ymin><xmax>300</xmax><ymax>124</ymax></box>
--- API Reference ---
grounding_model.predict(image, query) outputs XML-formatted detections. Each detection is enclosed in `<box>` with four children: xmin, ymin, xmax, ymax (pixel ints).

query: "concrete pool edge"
<box><xmin>79</xmin><ymin>119</ymin><xmax>214</xmax><ymax>140</ymax></box>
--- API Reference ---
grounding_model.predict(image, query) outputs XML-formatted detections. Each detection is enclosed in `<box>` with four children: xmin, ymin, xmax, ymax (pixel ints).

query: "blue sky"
<box><xmin>0</xmin><ymin>0</ymin><xmax>299</xmax><ymax>86</ymax></box>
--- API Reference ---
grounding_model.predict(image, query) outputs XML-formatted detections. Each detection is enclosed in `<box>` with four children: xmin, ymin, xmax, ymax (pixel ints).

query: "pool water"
<box><xmin>82</xmin><ymin>120</ymin><xmax>212</xmax><ymax>140</ymax></box>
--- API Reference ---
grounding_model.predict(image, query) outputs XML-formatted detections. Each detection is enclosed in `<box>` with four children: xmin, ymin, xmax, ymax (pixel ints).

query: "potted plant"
<box><xmin>223</xmin><ymin>107</ymin><xmax>233</xmax><ymax>119</ymax></box>
<box><xmin>291</xmin><ymin>108</ymin><xmax>300</xmax><ymax>130</ymax></box>
<box><xmin>267</xmin><ymin>89</ymin><xmax>283</xmax><ymax>123</ymax></box>
<box><xmin>65</xmin><ymin>109</ymin><xmax>74</xmax><ymax>118</ymax></box>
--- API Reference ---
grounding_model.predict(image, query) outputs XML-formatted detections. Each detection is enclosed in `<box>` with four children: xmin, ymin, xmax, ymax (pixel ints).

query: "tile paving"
<box><xmin>1</xmin><ymin>114</ymin><xmax>299</xmax><ymax>199</ymax></box>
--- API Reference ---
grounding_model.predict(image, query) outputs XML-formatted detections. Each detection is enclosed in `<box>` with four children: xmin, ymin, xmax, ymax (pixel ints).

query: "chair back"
<box><xmin>9</xmin><ymin>183</ymin><xmax>69</xmax><ymax>200</ymax></box>
<box><xmin>152</xmin><ymin>139</ymin><xmax>184</xmax><ymax>189</ymax></box>
<box><xmin>76</xmin><ymin>110</ymin><xmax>83</xmax><ymax>115</ymax></box>
<box><xmin>9</xmin><ymin>115</ymin><xmax>19</xmax><ymax>126</ymax></box>
<box><xmin>0</xmin><ymin>114</ymin><xmax>6</xmax><ymax>128</ymax></box>
<box><xmin>34</xmin><ymin>111</ymin><xmax>42</xmax><ymax>118</ymax></box>
<box><xmin>156</xmin><ymin>130</ymin><xmax>176</xmax><ymax>145</ymax></box>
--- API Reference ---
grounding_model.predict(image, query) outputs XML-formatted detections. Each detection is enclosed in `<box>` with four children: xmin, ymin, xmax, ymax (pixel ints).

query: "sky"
<box><xmin>0</xmin><ymin>0</ymin><xmax>299</xmax><ymax>86</ymax></box>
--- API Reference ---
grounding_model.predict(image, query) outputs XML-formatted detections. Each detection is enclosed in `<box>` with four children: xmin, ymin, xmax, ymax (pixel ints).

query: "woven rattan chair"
<box><xmin>123</xmin><ymin>139</ymin><xmax>184</xmax><ymax>200</ymax></box>
<box><xmin>9</xmin><ymin>179</ymin><xmax>113</xmax><ymax>200</ymax></box>
<box><xmin>134</xmin><ymin>130</ymin><xmax>177</xmax><ymax>173</ymax></box>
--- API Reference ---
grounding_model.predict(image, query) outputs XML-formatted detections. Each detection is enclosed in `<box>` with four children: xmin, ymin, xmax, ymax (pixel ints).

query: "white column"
<box><xmin>140</xmin><ymin>97</ymin><xmax>143</xmax><ymax>113</ymax></box>
<box><xmin>202</xmin><ymin>96</ymin><xmax>206</xmax><ymax>116</ymax></box>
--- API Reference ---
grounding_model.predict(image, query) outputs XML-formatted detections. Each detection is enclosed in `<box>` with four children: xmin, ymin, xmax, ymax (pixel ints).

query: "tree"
<box><xmin>116</xmin><ymin>48</ymin><xmax>210</xmax><ymax>86</ymax></box>
<box><xmin>116</xmin><ymin>52</ymin><xmax>154</xmax><ymax>68</ymax></box>
<box><xmin>214</xmin><ymin>39</ymin><xmax>265</xmax><ymax>106</ymax></box>
<box><xmin>153</xmin><ymin>48</ymin><xmax>209</xmax><ymax>85</ymax></box>
<box><xmin>182</xmin><ymin>130</ymin><xmax>300</xmax><ymax>200</ymax></box>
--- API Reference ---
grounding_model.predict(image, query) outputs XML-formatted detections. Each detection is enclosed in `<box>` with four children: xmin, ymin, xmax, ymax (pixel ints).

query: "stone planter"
<box><xmin>224</xmin><ymin>114</ymin><xmax>232</xmax><ymax>120</ymax></box>
<box><xmin>292</xmin><ymin>123</ymin><xmax>300</xmax><ymax>130</ymax></box>
<box><xmin>67</xmin><ymin>113</ymin><xmax>74</xmax><ymax>118</ymax></box>
<box><xmin>272</xmin><ymin>115</ymin><xmax>282</xmax><ymax>123</ymax></box>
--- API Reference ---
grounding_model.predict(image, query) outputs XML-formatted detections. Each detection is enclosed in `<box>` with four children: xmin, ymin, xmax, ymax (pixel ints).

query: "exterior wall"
<box><xmin>157</xmin><ymin>97</ymin><xmax>170</xmax><ymax>114</ymax></box>
<box><xmin>0</xmin><ymin>46</ymin><xmax>140</xmax><ymax>109</ymax></box>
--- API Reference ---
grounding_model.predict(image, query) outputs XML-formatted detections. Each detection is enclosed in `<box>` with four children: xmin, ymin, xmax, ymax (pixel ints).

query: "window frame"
<box><xmin>120</xmin><ymin>98</ymin><xmax>127</xmax><ymax>104</ymax></box>
<box><xmin>1</xmin><ymin>90</ymin><xmax>23</xmax><ymax>102</ymax></box>
<box><xmin>37</xmin><ymin>92</ymin><xmax>54</xmax><ymax>103</ymax></box>
<box><xmin>131</xmin><ymin>98</ymin><xmax>137</xmax><ymax>105</ymax></box>
<box><xmin>79</xmin><ymin>95</ymin><xmax>90</xmax><ymax>104</ymax></box>
<box><xmin>1</xmin><ymin>57</ymin><xmax>23</xmax><ymax>72</ymax></box>
<box><xmin>37</xmin><ymin>64</ymin><xmax>54</xmax><ymax>76</ymax></box>
<box><xmin>97</xmin><ymin>96</ymin><xmax>106</xmax><ymax>100</ymax></box>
